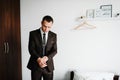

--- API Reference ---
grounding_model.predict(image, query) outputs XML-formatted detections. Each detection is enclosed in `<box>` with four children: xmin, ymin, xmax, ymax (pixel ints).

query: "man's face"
<box><xmin>41</xmin><ymin>20</ymin><xmax>53</xmax><ymax>32</ymax></box>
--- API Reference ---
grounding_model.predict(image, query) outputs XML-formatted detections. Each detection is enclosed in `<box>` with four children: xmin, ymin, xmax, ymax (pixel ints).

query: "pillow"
<box><xmin>73</xmin><ymin>70</ymin><xmax>114</xmax><ymax>80</ymax></box>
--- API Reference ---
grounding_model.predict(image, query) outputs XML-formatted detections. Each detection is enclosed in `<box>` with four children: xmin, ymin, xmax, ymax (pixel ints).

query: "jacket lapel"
<box><xmin>36</xmin><ymin>29</ymin><xmax>43</xmax><ymax>47</ymax></box>
<box><xmin>46</xmin><ymin>31</ymin><xmax>52</xmax><ymax>49</ymax></box>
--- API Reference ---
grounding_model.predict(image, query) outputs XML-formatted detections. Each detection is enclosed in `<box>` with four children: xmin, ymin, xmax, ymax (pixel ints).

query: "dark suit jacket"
<box><xmin>27</xmin><ymin>29</ymin><xmax>57</xmax><ymax>72</ymax></box>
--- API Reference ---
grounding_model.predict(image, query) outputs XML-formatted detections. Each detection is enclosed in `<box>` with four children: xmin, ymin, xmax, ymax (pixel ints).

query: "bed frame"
<box><xmin>70</xmin><ymin>71</ymin><xmax>119</xmax><ymax>80</ymax></box>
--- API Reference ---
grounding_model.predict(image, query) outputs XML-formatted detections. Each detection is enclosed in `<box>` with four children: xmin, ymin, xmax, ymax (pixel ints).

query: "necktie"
<box><xmin>42</xmin><ymin>33</ymin><xmax>46</xmax><ymax>56</ymax></box>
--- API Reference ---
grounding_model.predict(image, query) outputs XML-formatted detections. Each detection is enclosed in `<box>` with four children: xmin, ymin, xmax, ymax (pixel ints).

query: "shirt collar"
<box><xmin>40</xmin><ymin>27</ymin><xmax>48</xmax><ymax>35</ymax></box>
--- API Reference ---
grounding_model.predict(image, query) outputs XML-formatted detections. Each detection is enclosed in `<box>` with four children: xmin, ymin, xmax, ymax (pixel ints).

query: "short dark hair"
<box><xmin>42</xmin><ymin>15</ymin><xmax>54</xmax><ymax>23</ymax></box>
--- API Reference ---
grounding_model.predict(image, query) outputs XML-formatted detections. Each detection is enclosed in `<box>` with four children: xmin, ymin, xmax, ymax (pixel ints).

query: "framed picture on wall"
<box><xmin>94</xmin><ymin>9</ymin><xmax>102</xmax><ymax>18</ymax></box>
<box><xmin>100</xmin><ymin>4</ymin><xmax>112</xmax><ymax>18</ymax></box>
<box><xmin>86</xmin><ymin>9</ymin><xmax>94</xmax><ymax>18</ymax></box>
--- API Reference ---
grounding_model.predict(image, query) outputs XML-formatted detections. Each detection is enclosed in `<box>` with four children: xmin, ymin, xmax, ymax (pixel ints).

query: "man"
<box><xmin>27</xmin><ymin>15</ymin><xmax>57</xmax><ymax>80</ymax></box>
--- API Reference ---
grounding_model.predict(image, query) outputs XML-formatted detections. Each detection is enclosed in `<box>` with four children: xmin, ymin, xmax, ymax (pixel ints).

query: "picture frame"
<box><xmin>86</xmin><ymin>9</ymin><xmax>94</xmax><ymax>18</ymax></box>
<box><xmin>100</xmin><ymin>4</ymin><xmax>112</xmax><ymax>18</ymax></box>
<box><xmin>94</xmin><ymin>9</ymin><xmax>102</xmax><ymax>18</ymax></box>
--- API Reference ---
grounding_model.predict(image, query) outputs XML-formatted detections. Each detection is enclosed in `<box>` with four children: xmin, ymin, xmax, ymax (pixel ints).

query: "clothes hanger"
<box><xmin>74</xmin><ymin>16</ymin><xmax>96</xmax><ymax>30</ymax></box>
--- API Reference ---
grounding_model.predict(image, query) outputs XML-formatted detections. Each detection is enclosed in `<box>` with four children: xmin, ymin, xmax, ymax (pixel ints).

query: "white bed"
<box><xmin>70</xmin><ymin>70</ymin><xmax>119</xmax><ymax>80</ymax></box>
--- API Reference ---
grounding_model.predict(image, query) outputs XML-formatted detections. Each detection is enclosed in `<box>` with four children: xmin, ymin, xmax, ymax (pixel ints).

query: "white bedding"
<box><xmin>73</xmin><ymin>70</ymin><xmax>114</xmax><ymax>80</ymax></box>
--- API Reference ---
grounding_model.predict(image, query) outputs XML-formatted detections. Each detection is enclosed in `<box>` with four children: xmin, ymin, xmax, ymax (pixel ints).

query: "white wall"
<box><xmin>20</xmin><ymin>0</ymin><xmax>120</xmax><ymax>80</ymax></box>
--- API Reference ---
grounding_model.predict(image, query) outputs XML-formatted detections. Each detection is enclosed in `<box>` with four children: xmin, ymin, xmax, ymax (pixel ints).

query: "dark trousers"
<box><xmin>31</xmin><ymin>68</ymin><xmax>53</xmax><ymax>80</ymax></box>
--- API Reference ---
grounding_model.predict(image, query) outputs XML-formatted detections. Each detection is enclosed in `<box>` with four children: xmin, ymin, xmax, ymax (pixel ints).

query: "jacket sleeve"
<box><xmin>47</xmin><ymin>34</ymin><xmax>57</xmax><ymax>60</ymax></box>
<box><xmin>28</xmin><ymin>32</ymin><xmax>39</xmax><ymax>60</ymax></box>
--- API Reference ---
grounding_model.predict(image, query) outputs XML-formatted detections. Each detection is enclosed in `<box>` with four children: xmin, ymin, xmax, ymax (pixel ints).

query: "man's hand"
<box><xmin>42</xmin><ymin>56</ymin><xmax>48</xmax><ymax>62</ymax></box>
<box><xmin>37</xmin><ymin>56</ymin><xmax>48</xmax><ymax>68</ymax></box>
